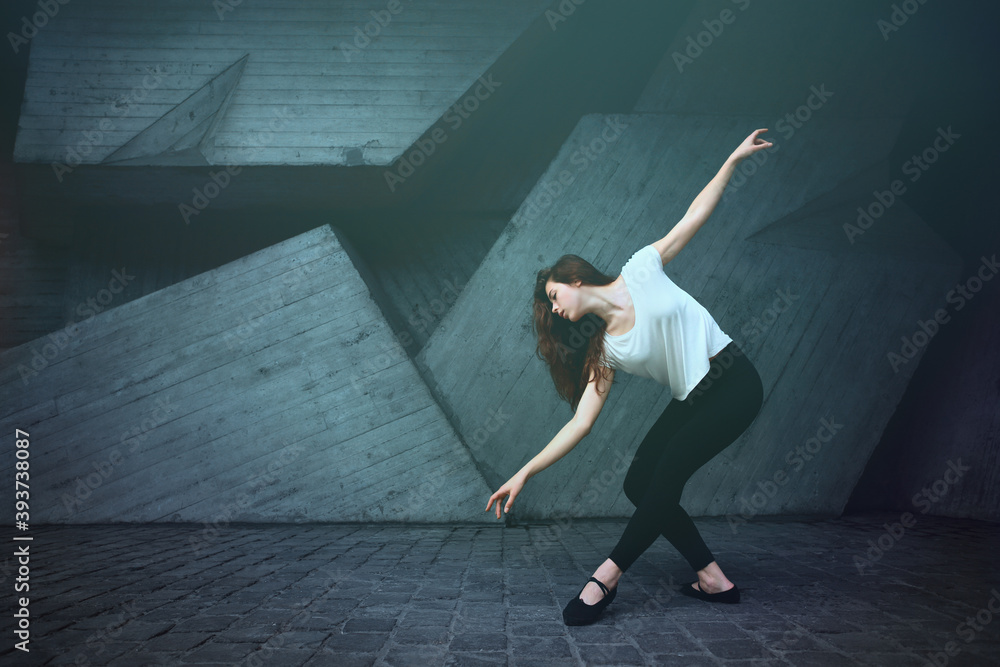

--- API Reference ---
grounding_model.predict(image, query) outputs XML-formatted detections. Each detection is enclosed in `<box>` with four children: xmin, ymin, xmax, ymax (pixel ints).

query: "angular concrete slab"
<box><xmin>417</xmin><ymin>112</ymin><xmax>962</xmax><ymax>521</ymax></box>
<box><xmin>0</xmin><ymin>224</ymin><xmax>494</xmax><ymax>524</ymax></box>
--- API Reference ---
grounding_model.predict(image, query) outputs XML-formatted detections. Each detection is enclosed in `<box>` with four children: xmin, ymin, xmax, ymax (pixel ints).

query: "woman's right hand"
<box><xmin>729</xmin><ymin>128</ymin><xmax>772</xmax><ymax>163</ymax></box>
<box><xmin>486</xmin><ymin>472</ymin><xmax>527</xmax><ymax>519</ymax></box>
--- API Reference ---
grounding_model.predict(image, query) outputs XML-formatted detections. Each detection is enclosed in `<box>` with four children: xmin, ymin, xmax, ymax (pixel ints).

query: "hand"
<box><xmin>730</xmin><ymin>128</ymin><xmax>773</xmax><ymax>163</ymax></box>
<box><xmin>486</xmin><ymin>472</ymin><xmax>527</xmax><ymax>519</ymax></box>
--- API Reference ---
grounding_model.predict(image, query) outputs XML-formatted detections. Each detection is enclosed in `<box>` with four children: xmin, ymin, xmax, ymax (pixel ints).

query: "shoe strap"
<box><xmin>587</xmin><ymin>577</ymin><xmax>609</xmax><ymax>596</ymax></box>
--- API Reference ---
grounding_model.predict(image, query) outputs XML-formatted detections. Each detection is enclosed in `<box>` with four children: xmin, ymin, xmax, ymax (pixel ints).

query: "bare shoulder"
<box><xmin>649</xmin><ymin>239</ymin><xmax>671</xmax><ymax>266</ymax></box>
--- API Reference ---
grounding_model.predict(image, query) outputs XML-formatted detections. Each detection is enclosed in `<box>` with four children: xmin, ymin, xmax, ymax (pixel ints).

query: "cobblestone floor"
<box><xmin>2</xmin><ymin>512</ymin><xmax>998</xmax><ymax>666</ymax></box>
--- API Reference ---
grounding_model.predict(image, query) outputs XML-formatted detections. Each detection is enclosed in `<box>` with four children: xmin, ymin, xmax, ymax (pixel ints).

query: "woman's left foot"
<box><xmin>563</xmin><ymin>576</ymin><xmax>618</xmax><ymax>625</ymax></box>
<box><xmin>689</xmin><ymin>580</ymin><xmax>733</xmax><ymax>594</ymax></box>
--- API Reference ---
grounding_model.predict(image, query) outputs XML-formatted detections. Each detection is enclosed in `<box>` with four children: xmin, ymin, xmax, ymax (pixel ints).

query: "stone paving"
<box><xmin>2</xmin><ymin>512</ymin><xmax>998</xmax><ymax>666</ymax></box>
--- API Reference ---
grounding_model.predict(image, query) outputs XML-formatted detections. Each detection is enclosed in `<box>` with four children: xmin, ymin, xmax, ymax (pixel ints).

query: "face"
<box><xmin>545</xmin><ymin>278</ymin><xmax>581</xmax><ymax>321</ymax></box>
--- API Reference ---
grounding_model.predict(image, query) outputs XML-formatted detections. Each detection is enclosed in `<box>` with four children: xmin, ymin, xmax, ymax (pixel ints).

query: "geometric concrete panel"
<box><xmin>0</xmin><ymin>225</ymin><xmax>494</xmax><ymax>524</ymax></box>
<box><xmin>417</xmin><ymin>112</ymin><xmax>963</xmax><ymax>521</ymax></box>
<box><xmin>101</xmin><ymin>54</ymin><xmax>249</xmax><ymax>166</ymax></box>
<box><xmin>14</xmin><ymin>0</ymin><xmax>551</xmax><ymax>166</ymax></box>
<box><xmin>745</xmin><ymin>157</ymin><xmax>957</xmax><ymax>266</ymax></box>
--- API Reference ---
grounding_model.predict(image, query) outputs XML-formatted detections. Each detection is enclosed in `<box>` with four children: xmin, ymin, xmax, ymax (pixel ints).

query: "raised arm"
<box><xmin>486</xmin><ymin>365</ymin><xmax>615</xmax><ymax>518</ymax></box>
<box><xmin>653</xmin><ymin>128</ymin><xmax>772</xmax><ymax>265</ymax></box>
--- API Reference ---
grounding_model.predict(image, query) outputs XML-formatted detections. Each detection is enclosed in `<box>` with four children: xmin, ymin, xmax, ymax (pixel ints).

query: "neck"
<box><xmin>579</xmin><ymin>278</ymin><xmax>627</xmax><ymax>327</ymax></box>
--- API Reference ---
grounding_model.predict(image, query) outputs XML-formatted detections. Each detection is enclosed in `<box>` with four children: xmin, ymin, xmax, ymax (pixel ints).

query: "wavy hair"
<box><xmin>532</xmin><ymin>254</ymin><xmax>616</xmax><ymax>411</ymax></box>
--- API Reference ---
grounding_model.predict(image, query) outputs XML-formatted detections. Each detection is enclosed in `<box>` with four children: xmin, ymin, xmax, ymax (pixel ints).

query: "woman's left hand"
<box><xmin>730</xmin><ymin>128</ymin><xmax>773</xmax><ymax>163</ymax></box>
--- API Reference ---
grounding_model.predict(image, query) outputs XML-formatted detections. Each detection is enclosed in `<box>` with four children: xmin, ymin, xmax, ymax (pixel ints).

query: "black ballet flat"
<box><xmin>680</xmin><ymin>581</ymin><xmax>740</xmax><ymax>604</ymax></box>
<box><xmin>563</xmin><ymin>576</ymin><xmax>617</xmax><ymax>626</ymax></box>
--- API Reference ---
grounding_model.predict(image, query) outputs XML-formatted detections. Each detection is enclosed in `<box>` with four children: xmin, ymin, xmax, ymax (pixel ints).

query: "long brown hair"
<box><xmin>533</xmin><ymin>254</ymin><xmax>616</xmax><ymax>411</ymax></box>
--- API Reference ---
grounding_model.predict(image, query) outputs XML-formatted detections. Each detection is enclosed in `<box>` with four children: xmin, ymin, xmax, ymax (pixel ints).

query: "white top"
<box><xmin>602</xmin><ymin>245</ymin><xmax>733</xmax><ymax>400</ymax></box>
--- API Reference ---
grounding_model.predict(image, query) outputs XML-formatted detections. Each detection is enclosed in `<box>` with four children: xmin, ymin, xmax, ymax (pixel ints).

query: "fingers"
<box><xmin>486</xmin><ymin>490</ymin><xmax>506</xmax><ymax>518</ymax></box>
<box><xmin>487</xmin><ymin>483</ymin><xmax>520</xmax><ymax>519</ymax></box>
<box><xmin>504</xmin><ymin>490</ymin><xmax>517</xmax><ymax>514</ymax></box>
<box><xmin>486</xmin><ymin>491</ymin><xmax>500</xmax><ymax>513</ymax></box>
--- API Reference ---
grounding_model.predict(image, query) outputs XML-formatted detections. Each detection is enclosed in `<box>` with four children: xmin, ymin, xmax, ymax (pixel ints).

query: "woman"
<box><xmin>485</xmin><ymin>129</ymin><xmax>773</xmax><ymax>626</ymax></box>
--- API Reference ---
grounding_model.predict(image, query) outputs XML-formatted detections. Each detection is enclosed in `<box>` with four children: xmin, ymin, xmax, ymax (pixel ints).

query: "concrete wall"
<box><xmin>11</xmin><ymin>0</ymin><xmax>552</xmax><ymax>241</ymax></box>
<box><xmin>846</xmin><ymin>272</ymin><xmax>1000</xmax><ymax>523</ymax></box>
<box><xmin>634</xmin><ymin>0</ymin><xmax>1000</xmax><ymax>523</ymax></box>
<box><xmin>417</xmin><ymin>111</ymin><xmax>962</xmax><ymax>521</ymax></box>
<box><xmin>0</xmin><ymin>224</ymin><xmax>494</xmax><ymax>524</ymax></box>
<box><xmin>14</xmin><ymin>0</ymin><xmax>549</xmax><ymax>167</ymax></box>
<box><xmin>412</xmin><ymin>0</ymin><xmax>999</xmax><ymax>523</ymax></box>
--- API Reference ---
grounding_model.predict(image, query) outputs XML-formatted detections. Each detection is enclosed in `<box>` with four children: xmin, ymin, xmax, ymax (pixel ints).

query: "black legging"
<box><xmin>608</xmin><ymin>340</ymin><xmax>764</xmax><ymax>573</ymax></box>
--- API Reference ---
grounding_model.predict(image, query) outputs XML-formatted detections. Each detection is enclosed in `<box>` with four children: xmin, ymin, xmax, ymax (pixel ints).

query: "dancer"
<box><xmin>486</xmin><ymin>129</ymin><xmax>772</xmax><ymax>625</ymax></box>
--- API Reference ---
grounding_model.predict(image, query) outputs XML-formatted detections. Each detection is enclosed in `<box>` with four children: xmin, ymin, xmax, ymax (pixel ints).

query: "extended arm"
<box><xmin>518</xmin><ymin>417</ymin><xmax>590</xmax><ymax>481</ymax></box>
<box><xmin>653</xmin><ymin>128</ymin><xmax>772</xmax><ymax>265</ymax></box>
<box><xmin>486</xmin><ymin>365</ymin><xmax>615</xmax><ymax>517</ymax></box>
